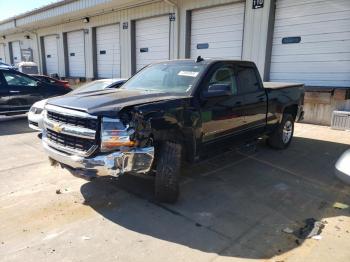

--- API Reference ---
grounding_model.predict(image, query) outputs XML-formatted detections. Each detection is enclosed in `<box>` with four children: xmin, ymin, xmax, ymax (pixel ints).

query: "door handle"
<box><xmin>10</xmin><ymin>90</ymin><xmax>20</xmax><ymax>93</ymax></box>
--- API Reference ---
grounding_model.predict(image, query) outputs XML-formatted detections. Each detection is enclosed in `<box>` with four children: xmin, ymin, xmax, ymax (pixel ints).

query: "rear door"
<box><xmin>236</xmin><ymin>65</ymin><xmax>267</xmax><ymax>132</ymax></box>
<box><xmin>2</xmin><ymin>70</ymin><xmax>44</xmax><ymax>112</ymax></box>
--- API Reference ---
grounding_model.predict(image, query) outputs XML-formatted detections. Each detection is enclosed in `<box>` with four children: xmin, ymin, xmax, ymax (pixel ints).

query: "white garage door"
<box><xmin>67</xmin><ymin>30</ymin><xmax>85</xmax><ymax>77</ymax></box>
<box><xmin>96</xmin><ymin>24</ymin><xmax>120</xmax><ymax>78</ymax></box>
<box><xmin>44</xmin><ymin>35</ymin><xmax>59</xmax><ymax>75</ymax></box>
<box><xmin>190</xmin><ymin>3</ymin><xmax>245</xmax><ymax>60</ymax></box>
<box><xmin>135</xmin><ymin>16</ymin><xmax>170</xmax><ymax>71</ymax></box>
<box><xmin>11</xmin><ymin>41</ymin><xmax>21</xmax><ymax>64</ymax></box>
<box><xmin>0</xmin><ymin>44</ymin><xmax>5</xmax><ymax>63</ymax></box>
<box><xmin>270</xmin><ymin>0</ymin><xmax>350</xmax><ymax>87</ymax></box>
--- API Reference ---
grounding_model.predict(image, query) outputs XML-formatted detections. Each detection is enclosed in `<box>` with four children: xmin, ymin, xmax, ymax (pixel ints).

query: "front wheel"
<box><xmin>267</xmin><ymin>114</ymin><xmax>294</xmax><ymax>149</ymax></box>
<box><xmin>154</xmin><ymin>141</ymin><xmax>182</xmax><ymax>203</ymax></box>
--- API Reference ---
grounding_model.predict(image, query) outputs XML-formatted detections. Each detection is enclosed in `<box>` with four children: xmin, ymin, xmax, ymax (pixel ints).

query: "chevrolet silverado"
<box><xmin>42</xmin><ymin>58</ymin><xmax>304</xmax><ymax>203</ymax></box>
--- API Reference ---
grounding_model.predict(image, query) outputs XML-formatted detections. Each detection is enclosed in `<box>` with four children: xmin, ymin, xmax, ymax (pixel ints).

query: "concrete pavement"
<box><xmin>0</xmin><ymin>116</ymin><xmax>349</xmax><ymax>262</ymax></box>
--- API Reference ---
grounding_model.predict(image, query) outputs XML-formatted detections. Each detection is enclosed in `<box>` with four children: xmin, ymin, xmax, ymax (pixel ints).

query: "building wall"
<box><xmin>0</xmin><ymin>0</ymin><xmax>272</xmax><ymax>79</ymax></box>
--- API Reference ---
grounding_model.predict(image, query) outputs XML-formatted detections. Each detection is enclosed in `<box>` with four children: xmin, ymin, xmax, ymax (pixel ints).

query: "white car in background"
<box><xmin>28</xmin><ymin>78</ymin><xmax>127</xmax><ymax>132</ymax></box>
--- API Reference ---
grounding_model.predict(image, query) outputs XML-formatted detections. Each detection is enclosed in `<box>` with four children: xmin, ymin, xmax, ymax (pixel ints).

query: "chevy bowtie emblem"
<box><xmin>53</xmin><ymin>123</ymin><xmax>63</xmax><ymax>133</ymax></box>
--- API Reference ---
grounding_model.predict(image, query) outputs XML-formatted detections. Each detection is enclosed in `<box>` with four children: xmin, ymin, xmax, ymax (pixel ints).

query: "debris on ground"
<box><xmin>55</xmin><ymin>189</ymin><xmax>61</xmax><ymax>194</ymax></box>
<box><xmin>295</xmin><ymin>218</ymin><xmax>325</xmax><ymax>239</ymax></box>
<box><xmin>333</xmin><ymin>202</ymin><xmax>349</xmax><ymax>210</ymax></box>
<box><xmin>282</xmin><ymin>227</ymin><xmax>294</xmax><ymax>234</ymax></box>
<box><xmin>312</xmin><ymin>235</ymin><xmax>322</xmax><ymax>240</ymax></box>
<box><xmin>82</xmin><ymin>236</ymin><xmax>91</xmax><ymax>240</ymax></box>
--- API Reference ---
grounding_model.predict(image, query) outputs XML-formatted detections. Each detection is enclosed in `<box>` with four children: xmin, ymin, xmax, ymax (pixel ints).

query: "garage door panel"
<box><xmin>135</xmin><ymin>16</ymin><xmax>170</xmax><ymax>71</ymax></box>
<box><xmin>271</xmin><ymin>53</ymin><xmax>350</xmax><ymax>63</ymax></box>
<box><xmin>271</xmin><ymin>72</ymin><xmax>350</xmax><ymax>81</ymax></box>
<box><xmin>270</xmin><ymin>0</ymin><xmax>350</xmax><ymax>86</ymax></box>
<box><xmin>192</xmin><ymin>13</ymin><xmax>244</xmax><ymax>25</ymax></box>
<box><xmin>191</xmin><ymin>40</ymin><xmax>243</xmax><ymax>50</ymax></box>
<box><xmin>191</xmin><ymin>47</ymin><xmax>242</xmax><ymax>60</ymax></box>
<box><xmin>191</xmin><ymin>32</ymin><xmax>243</xmax><ymax>43</ymax></box>
<box><xmin>276</xmin><ymin>0</ymin><xmax>349</xmax><ymax>18</ymax></box>
<box><xmin>271</xmin><ymin>40</ymin><xmax>350</xmax><ymax>56</ymax></box>
<box><xmin>192</xmin><ymin>4</ymin><xmax>243</xmax><ymax>19</ymax></box>
<box><xmin>44</xmin><ymin>35</ymin><xmax>59</xmax><ymax>75</ymax></box>
<box><xmin>273</xmin><ymin>31</ymin><xmax>350</xmax><ymax>45</ymax></box>
<box><xmin>136</xmin><ymin>34</ymin><xmax>170</xmax><ymax>42</ymax></box>
<box><xmin>96</xmin><ymin>24</ymin><xmax>120</xmax><ymax>78</ymax></box>
<box><xmin>274</xmin><ymin>19</ymin><xmax>350</xmax><ymax>37</ymax></box>
<box><xmin>190</xmin><ymin>3</ymin><xmax>244</xmax><ymax>59</ymax></box>
<box><xmin>275</xmin><ymin>11</ymin><xmax>350</xmax><ymax>28</ymax></box>
<box><xmin>67</xmin><ymin>31</ymin><xmax>85</xmax><ymax>77</ymax></box>
<box><xmin>271</xmin><ymin>61</ymin><xmax>350</xmax><ymax>73</ymax></box>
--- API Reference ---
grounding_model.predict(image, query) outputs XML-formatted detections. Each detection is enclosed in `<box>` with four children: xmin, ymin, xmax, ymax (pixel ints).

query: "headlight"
<box><xmin>30</xmin><ymin>107</ymin><xmax>43</xmax><ymax>114</ymax></box>
<box><xmin>101</xmin><ymin>117</ymin><xmax>136</xmax><ymax>152</ymax></box>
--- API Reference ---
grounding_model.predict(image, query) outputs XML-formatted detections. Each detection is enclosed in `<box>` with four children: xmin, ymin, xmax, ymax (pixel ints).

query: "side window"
<box><xmin>208</xmin><ymin>65</ymin><xmax>238</xmax><ymax>95</ymax></box>
<box><xmin>3</xmin><ymin>71</ymin><xmax>38</xmax><ymax>87</ymax></box>
<box><xmin>236</xmin><ymin>66</ymin><xmax>260</xmax><ymax>94</ymax></box>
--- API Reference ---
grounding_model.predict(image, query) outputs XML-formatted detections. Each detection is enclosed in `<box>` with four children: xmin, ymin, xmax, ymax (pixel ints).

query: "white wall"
<box><xmin>0</xmin><ymin>0</ymin><xmax>273</xmax><ymax>79</ymax></box>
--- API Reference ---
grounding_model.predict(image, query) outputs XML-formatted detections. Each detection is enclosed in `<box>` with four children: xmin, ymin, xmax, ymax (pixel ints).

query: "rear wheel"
<box><xmin>267</xmin><ymin>114</ymin><xmax>294</xmax><ymax>149</ymax></box>
<box><xmin>154</xmin><ymin>141</ymin><xmax>182</xmax><ymax>203</ymax></box>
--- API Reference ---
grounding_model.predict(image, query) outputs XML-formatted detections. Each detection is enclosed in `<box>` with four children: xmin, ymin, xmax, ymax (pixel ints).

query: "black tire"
<box><xmin>267</xmin><ymin>114</ymin><xmax>294</xmax><ymax>149</ymax></box>
<box><xmin>154</xmin><ymin>141</ymin><xmax>182</xmax><ymax>203</ymax></box>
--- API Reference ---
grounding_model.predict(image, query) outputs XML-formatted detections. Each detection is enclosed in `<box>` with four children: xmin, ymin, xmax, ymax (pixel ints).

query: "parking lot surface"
<box><xmin>0</xmin><ymin>116</ymin><xmax>349</xmax><ymax>262</ymax></box>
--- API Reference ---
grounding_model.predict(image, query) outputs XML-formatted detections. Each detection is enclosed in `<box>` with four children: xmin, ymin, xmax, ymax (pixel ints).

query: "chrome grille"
<box><xmin>43</xmin><ymin>104</ymin><xmax>98</xmax><ymax>157</ymax></box>
<box><xmin>46</xmin><ymin>129</ymin><xmax>95</xmax><ymax>152</ymax></box>
<box><xmin>47</xmin><ymin>111</ymin><xmax>98</xmax><ymax>130</ymax></box>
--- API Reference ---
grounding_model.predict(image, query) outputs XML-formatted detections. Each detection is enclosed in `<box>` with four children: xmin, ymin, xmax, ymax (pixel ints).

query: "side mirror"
<box><xmin>202</xmin><ymin>83</ymin><xmax>232</xmax><ymax>98</ymax></box>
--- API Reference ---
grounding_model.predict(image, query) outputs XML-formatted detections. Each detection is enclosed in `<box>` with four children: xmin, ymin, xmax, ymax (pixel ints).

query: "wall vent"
<box><xmin>331</xmin><ymin>111</ymin><xmax>350</xmax><ymax>131</ymax></box>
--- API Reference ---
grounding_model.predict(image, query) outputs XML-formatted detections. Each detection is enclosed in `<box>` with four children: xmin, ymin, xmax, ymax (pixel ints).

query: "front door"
<box><xmin>200</xmin><ymin>63</ymin><xmax>245</xmax><ymax>142</ymax></box>
<box><xmin>2</xmin><ymin>70</ymin><xmax>43</xmax><ymax>112</ymax></box>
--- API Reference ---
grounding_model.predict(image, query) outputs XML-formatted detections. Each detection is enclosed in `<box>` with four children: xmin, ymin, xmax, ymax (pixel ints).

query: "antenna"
<box><xmin>196</xmin><ymin>56</ymin><xmax>204</xmax><ymax>63</ymax></box>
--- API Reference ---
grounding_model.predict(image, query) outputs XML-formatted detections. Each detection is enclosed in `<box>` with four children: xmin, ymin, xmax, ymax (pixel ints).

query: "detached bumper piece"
<box><xmin>43</xmin><ymin>139</ymin><xmax>154</xmax><ymax>177</ymax></box>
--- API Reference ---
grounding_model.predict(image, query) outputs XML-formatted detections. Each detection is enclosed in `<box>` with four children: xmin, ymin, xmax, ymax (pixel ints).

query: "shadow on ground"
<box><xmin>0</xmin><ymin>115</ymin><xmax>35</xmax><ymax>136</ymax></box>
<box><xmin>80</xmin><ymin>136</ymin><xmax>350</xmax><ymax>259</ymax></box>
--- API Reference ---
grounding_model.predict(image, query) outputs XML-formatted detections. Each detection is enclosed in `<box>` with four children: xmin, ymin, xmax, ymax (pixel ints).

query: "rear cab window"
<box><xmin>236</xmin><ymin>66</ymin><xmax>261</xmax><ymax>94</ymax></box>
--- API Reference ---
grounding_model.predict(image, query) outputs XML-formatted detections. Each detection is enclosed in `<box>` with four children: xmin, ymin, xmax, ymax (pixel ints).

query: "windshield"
<box><xmin>122</xmin><ymin>63</ymin><xmax>204</xmax><ymax>93</ymax></box>
<box><xmin>71</xmin><ymin>80</ymin><xmax>114</xmax><ymax>94</ymax></box>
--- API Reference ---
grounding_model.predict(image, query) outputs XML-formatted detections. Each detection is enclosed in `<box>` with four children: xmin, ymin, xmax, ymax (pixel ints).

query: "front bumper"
<box><xmin>43</xmin><ymin>139</ymin><xmax>154</xmax><ymax>177</ymax></box>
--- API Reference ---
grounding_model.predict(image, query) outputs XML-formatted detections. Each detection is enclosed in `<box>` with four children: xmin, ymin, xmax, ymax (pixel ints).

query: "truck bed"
<box><xmin>264</xmin><ymin>82</ymin><xmax>304</xmax><ymax>89</ymax></box>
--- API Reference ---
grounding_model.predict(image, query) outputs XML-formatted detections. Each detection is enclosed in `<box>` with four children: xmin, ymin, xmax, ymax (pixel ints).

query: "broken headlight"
<box><xmin>100</xmin><ymin>117</ymin><xmax>136</xmax><ymax>152</ymax></box>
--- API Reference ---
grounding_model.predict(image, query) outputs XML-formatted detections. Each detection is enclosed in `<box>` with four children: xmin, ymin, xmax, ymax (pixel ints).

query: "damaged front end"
<box><xmin>43</xmin><ymin>106</ymin><xmax>154</xmax><ymax>178</ymax></box>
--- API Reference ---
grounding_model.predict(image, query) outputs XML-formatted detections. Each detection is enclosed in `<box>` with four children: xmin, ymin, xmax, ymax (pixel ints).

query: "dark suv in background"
<box><xmin>0</xmin><ymin>68</ymin><xmax>71</xmax><ymax>115</ymax></box>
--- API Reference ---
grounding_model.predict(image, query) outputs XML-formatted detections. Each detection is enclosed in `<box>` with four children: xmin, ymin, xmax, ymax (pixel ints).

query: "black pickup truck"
<box><xmin>42</xmin><ymin>59</ymin><xmax>304</xmax><ymax>203</ymax></box>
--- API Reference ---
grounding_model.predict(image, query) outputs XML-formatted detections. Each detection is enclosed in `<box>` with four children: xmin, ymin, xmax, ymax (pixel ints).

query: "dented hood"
<box><xmin>47</xmin><ymin>88</ymin><xmax>188</xmax><ymax>116</ymax></box>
